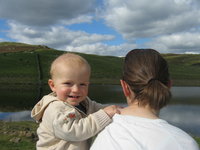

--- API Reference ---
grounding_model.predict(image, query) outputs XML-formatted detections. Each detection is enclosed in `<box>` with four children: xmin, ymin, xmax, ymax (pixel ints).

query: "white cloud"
<box><xmin>0</xmin><ymin>0</ymin><xmax>96</xmax><ymax>26</ymax></box>
<box><xmin>102</xmin><ymin>0</ymin><xmax>200</xmax><ymax>39</ymax></box>
<box><xmin>1</xmin><ymin>0</ymin><xmax>200</xmax><ymax>55</ymax></box>
<box><xmin>60</xmin><ymin>15</ymin><xmax>93</xmax><ymax>25</ymax></box>
<box><xmin>185</xmin><ymin>51</ymin><xmax>199</xmax><ymax>54</ymax></box>
<box><xmin>66</xmin><ymin>43</ymin><xmax>137</xmax><ymax>56</ymax></box>
<box><xmin>144</xmin><ymin>32</ymin><xmax>200</xmax><ymax>53</ymax></box>
<box><xmin>7</xmin><ymin>21</ymin><xmax>127</xmax><ymax>56</ymax></box>
<box><xmin>96</xmin><ymin>0</ymin><xmax>200</xmax><ymax>54</ymax></box>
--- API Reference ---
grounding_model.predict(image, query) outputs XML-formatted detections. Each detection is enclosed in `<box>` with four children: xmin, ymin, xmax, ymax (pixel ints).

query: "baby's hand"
<box><xmin>103</xmin><ymin>105</ymin><xmax>121</xmax><ymax>118</ymax></box>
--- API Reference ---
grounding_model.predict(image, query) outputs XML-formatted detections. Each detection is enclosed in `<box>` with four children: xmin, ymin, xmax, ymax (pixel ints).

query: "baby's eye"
<box><xmin>64</xmin><ymin>82</ymin><xmax>72</xmax><ymax>86</ymax></box>
<box><xmin>80</xmin><ymin>83</ymin><xmax>87</xmax><ymax>86</ymax></box>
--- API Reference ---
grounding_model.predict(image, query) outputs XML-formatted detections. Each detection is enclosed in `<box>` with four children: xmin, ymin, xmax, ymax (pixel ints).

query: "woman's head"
<box><xmin>122</xmin><ymin>49</ymin><xmax>171</xmax><ymax>110</ymax></box>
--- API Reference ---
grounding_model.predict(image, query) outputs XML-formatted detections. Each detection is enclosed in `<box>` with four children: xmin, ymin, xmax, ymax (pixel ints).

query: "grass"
<box><xmin>0</xmin><ymin>42</ymin><xmax>123</xmax><ymax>85</ymax></box>
<box><xmin>0</xmin><ymin>42</ymin><xmax>200</xmax><ymax>86</ymax></box>
<box><xmin>0</xmin><ymin>42</ymin><xmax>32</xmax><ymax>46</ymax></box>
<box><xmin>164</xmin><ymin>53</ymin><xmax>200</xmax><ymax>86</ymax></box>
<box><xmin>0</xmin><ymin>121</ymin><xmax>38</xmax><ymax>150</ymax></box>
<box><xmin>194</xmin><ymin>137</ymin><xmax>200</xmax><ymax>146</ymax></box>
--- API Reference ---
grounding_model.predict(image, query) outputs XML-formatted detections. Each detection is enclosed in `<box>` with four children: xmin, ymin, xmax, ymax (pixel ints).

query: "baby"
<box><xmin>31</xmin><ymin>53</ymin><xmax>120</xmax><ymax>150</ymax></box>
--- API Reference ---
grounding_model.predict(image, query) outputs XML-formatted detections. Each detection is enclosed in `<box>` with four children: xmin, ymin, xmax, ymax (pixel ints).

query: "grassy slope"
<box><xmin>0</xmin><ymin>42</ymin><xmax>200</xmax><ymax>86</ymax></box>
<box><xmin>164</xmin><ymin>53</ymin><xmax>200</xmax><ymax>86</ymax></box>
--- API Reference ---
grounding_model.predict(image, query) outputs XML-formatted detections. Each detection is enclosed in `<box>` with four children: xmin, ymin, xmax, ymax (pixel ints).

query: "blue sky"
<box><xmin>0</xmin><ymin>0</ymin><xmax>200</xmax><ymax>56</ymax></box>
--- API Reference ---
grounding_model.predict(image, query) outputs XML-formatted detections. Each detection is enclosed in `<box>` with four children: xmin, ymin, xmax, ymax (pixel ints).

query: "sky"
<box><xmin>0</xmin><ymin>0</ymin><xmax>200</xmax><ymax>56</ymax></box>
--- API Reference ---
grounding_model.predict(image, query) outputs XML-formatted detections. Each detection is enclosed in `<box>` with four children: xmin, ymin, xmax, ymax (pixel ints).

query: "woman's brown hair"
<box><xmin>122</xmin><ymin>49</ymin><xmax>171</xmax><ymax>110</ymax></box>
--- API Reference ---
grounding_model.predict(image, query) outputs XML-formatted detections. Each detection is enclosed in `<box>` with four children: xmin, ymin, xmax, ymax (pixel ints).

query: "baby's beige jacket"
<box><xmin>31</xmin><ymin>92</ymin><xmax>111</xmax><ymax>150</ymax></box>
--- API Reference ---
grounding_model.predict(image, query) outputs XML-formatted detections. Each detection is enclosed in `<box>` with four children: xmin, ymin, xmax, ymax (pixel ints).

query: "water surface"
<box><xmin>0</xmin><ymin>84</ymin><xmax>200</xmax><ymax>136</ymax></box>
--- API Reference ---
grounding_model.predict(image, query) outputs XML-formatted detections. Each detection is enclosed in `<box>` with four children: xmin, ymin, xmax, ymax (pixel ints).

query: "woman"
<box><xmin>90</xmin><ymin>49</ymin><xmax>199</xmax><ymax>150</ymax></box>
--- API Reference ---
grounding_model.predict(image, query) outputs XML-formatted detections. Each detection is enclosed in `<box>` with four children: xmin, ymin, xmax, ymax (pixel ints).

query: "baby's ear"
<box><xmin>48</xmin><ymin>79</ymin><xmax>56</xmax><ymax>92</ymax></box>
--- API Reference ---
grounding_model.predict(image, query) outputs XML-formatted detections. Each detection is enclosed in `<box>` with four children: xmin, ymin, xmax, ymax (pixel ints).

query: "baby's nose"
<box><xmin>72</xmin><ymin>85</ymin><xmax>79</xmax><ymax>92</ymax></box>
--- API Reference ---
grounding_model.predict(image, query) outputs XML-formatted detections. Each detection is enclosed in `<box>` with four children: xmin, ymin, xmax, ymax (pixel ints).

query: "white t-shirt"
<box><xmin>90</xmin><ymin>114</ymin><xmax>199</xmax><ymax>150</ymax></box>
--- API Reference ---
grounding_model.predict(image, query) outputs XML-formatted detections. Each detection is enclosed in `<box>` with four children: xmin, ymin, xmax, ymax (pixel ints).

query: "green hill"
<box><xmin>0</xmin><ymin>42</ymin><xmax>200</xmax><ymax>86</ymax></box>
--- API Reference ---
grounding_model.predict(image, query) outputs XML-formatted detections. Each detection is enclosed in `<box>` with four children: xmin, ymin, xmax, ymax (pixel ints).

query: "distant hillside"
<box><xmin>163</xmin><ymin>53</ymin><xmax>200</xmax><ymax>85</ymax></box>
<box><xmin>0</xmin><ymin>42</ymin><xmax>200</xmax><ymax>86</ymax></box>
<box><xmin>0</xmin><ymin>42</ymin><xmax>51</xmax><ymax>53</ymax></box>
<box><xmin>0</xmin><ymin>42</ymin><xmax>123</xmax><ymax>85</ymax></box>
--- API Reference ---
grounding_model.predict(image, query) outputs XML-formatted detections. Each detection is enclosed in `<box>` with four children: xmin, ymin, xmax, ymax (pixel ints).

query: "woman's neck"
<box><xmin>120</xmin><ymin>103</ymin><xmax>159</xmax><ymax>119</ymax></box>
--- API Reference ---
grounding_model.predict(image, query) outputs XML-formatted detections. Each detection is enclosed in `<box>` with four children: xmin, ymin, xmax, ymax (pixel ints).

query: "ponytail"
<box><xmin>138</xmin><ymin>80</ymin><xmax>171</xmax><ymax>110</ymax></box>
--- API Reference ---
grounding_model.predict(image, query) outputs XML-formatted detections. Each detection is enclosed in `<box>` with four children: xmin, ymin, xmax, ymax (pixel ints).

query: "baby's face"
<box><xmin>50</xmin><ymin>64</ymin><xmax>90</xmax><ymax>106</ymax></box>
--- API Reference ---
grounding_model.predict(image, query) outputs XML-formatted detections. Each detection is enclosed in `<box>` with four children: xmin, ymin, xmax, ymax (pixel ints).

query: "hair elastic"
<box><xmin>148</xmin><ymin>78</ymin><xmax>158</xmax><ymax>84</ymax></box>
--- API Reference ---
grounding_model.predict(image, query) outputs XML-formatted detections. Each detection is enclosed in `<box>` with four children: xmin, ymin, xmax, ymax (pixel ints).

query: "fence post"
<box><xmin>35</xmin><ymin>53</ymin><xmax>43</xmax><ymax>100</ymax></box>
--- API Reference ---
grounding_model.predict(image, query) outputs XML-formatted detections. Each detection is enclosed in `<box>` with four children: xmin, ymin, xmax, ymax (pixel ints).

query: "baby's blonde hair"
<box><xmin>50</xmin><ymin>53</ymin><xmax>91</xmax><ymax>79</ymax></box>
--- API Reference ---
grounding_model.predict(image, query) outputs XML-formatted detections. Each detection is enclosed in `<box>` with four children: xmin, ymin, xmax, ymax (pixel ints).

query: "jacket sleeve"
<box><xmin>86</xmin><ymin>97</ymin><xmax>106</xmax><ymax>114</ymax></box>
<box><xmin>53</xmin><ymin>108</ymin><xmax>112</xmax><ymax>141</ymax></box>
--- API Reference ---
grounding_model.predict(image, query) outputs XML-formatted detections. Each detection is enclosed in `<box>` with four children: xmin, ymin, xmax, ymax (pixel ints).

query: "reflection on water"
<box><xmin>160</xmin><ymin>105</ymin><xmax>200</xmax><ymax>137</ymax></box>
<box><xmin>0</xmin><ymin>111</ymin><xmax>32</xmax><ymax>121</ymax></box>
<box><xmin>0</xmin><ymin>104</ymin><xmax>200</xmax><ymax>137</ymax></box>
<box><xmin>0</xmin><ymin>84</ymin><xmax>51</xmax><ymax>111</ymax></box>
<box><xmin>0</xmin><ymin>84</ymin><xmax>200</xmax><ymax>136</ymax></box>
<box><xmin>0</xmin><ymin>84</ymin><xmax>200</xmax><ymax>111</ymax></box>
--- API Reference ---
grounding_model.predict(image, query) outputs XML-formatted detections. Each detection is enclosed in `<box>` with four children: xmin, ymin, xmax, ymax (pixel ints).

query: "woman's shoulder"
<box><xmin>102</xmin><ymin>114</ymin><xmax>131</xmax><ymax>133</ymax></box>
<box><xmin>163</xmin><ymin>123</ymin><xmax>198</xmax><ymax>143</ymax></box>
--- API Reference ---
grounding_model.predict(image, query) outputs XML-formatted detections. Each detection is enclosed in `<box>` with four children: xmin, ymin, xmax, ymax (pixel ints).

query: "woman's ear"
<box><xmin>48</xmin><ymin>79</ymin><xmax>56</xmax><ymax>92</ymax></box>
<box><xmin>120</xmin><ymin>80</ymin><xmax>131</xmax><ymax>97</ymax></box>
<box><xmin>168</xmin><ymin>80</ymin><xmax>173</xmax><ymax>89</ymax></box>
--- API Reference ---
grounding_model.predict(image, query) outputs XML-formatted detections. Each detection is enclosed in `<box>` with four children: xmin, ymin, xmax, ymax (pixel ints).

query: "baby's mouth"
<box><xmin>68</xmin><ymin>95</ymin><xmax>80</xmax><ymax>99</ymax></box>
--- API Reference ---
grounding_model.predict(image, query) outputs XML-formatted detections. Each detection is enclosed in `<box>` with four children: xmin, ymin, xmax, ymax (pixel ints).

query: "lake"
<box><xmin>0</xmin><ymin>84</ymin><xmax>200</xmax><ymax>136</ymax></box>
